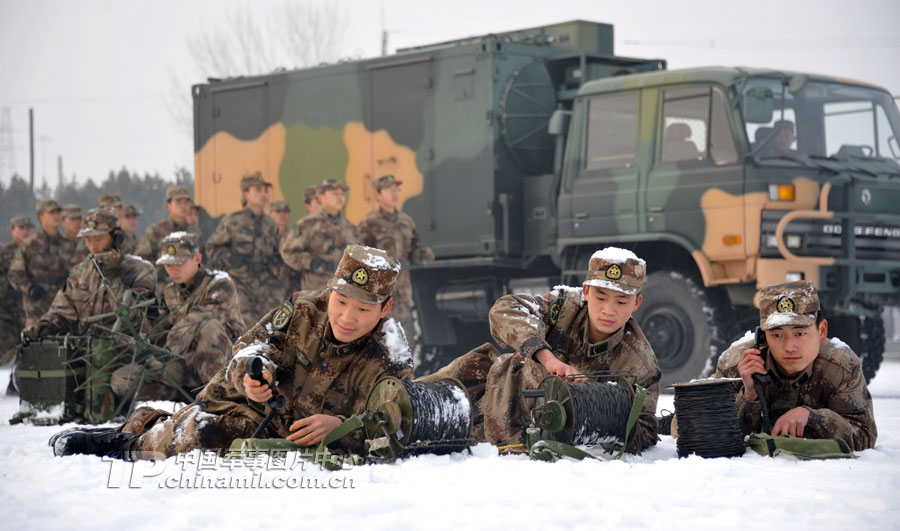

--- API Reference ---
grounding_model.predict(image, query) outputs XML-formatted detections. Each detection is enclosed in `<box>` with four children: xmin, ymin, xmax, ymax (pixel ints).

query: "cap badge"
<box><xmin>606</xmin><ymin>264</ymin><xmax>622</xmax><ymax>280</ymax></box>
<box><xmin>777</xmin><ymin>297</ymin><xmax>794</xmax><ymax>313</ymax></box>
<box><xmin>86</xmin><ymin>219</ymin><xmax>97</xmax><ymax>229</ymax></box>
<box><xmin>351</xmin><ymin>267</ymin><xmax>369</xmax><ymax>286</ymax></box>
<box><xmin>166</xmin><ymin>244</ymin><xmax>177</xmax><ymax>256</ymax></box>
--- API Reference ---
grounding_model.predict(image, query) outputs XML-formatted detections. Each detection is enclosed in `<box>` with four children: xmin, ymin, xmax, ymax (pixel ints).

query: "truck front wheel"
<box><xmin>633</xmin><ymin>271</ymin><xmax>734</xmax><ymax>388</ymax></box>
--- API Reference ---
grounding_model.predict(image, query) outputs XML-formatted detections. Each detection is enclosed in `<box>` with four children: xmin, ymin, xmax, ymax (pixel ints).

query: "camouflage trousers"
<box><xmin>110</xmin><ymin>317</ymin><xmax>233</xmax><ymax>402</ymax></box>
<box><xmin>122</xmin><ymin>405</ymin><xmax>258</xmax><ymax>460</ymax></box>
<box><xmin>418</xmin><ymin>343</ymin><xmax>553</xmax><ymax>446</ymax></box>
<box><xmin>234</xmin><ymin>275</ymin><xmax>285</xmax><ymax>330</ymax></box>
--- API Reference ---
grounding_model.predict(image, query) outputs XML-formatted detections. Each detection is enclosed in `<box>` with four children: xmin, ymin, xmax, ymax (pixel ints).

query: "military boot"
<box><xmin>657</xmin><ymin>410</ymin><xmax>675</xmax><ymax>436</ymax></box>
<box><xmin>49</xmin><ymin>427</ymin><xmax>139</xmax><ymax>460</ymax></box>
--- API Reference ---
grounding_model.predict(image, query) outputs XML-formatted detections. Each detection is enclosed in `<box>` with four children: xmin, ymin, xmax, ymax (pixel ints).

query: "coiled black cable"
<box><xmin>568</xmin><ymin>381</ymin><xmax>633</xmax><ymax>446</ymax></box>
<box><xmin>674</xmin><ymin>380</ymin><xmax>744</xmax><ymax>458</ymax></box>
<box><xmin>402</xmin><ymin>380</ymin><xmax>471</xmax><ymax>455</ymax></box>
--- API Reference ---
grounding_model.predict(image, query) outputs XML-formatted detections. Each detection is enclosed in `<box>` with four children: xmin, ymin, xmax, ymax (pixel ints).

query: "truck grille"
<box><xmin>760</xmin><ymin>210</ymin><xmax>900</xmax><ymax>260</ymax></box>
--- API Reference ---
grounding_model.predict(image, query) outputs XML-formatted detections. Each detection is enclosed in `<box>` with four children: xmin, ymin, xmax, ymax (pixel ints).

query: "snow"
<box><xmin>829</xmin><ymin>337</ymin><xmax>850</xmax><ymax>350</ymax></box>
<box><xmin>2</xmin><ymin>363</ymin><xmax>900</xmax><ymax>529</ymax></box>
<box><xmin>359</xmin><ymin>246</ymin><xmax>401</xmax><ymax>272</ymax></box>
<box><xmin>125</xmin><ymin>254</ymin><xmax>154</xmax><ymax>268</ymax></box>
<box><xmin>763</xmin><ymin>311</ymin><xmax>816</xmax><ymax>330</ymax></box>
<box><xmin>209</xmin><ymin>269</ymin><xmax>230</xmax><ymax>282</ymax></box>
<box><xmin>379</xmin><ymin>318</ymin><xmax>413</xmax><ymax>367</ymax></box>
<box><xmin>591</xmin><ymin>246</ymin><xmax>646</xmax><ymax>267</ymax></box>
<box><xmin>552</xmin><ymin>285</ymin><xmax>585</xmax><ymax>304</ymax></box>
<box><xmin>165</xmin><ymin>231</ymin><xmax>189</xmax><ymax>240</ymax></box>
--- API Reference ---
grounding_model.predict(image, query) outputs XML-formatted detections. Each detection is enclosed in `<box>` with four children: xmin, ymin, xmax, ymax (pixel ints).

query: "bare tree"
<box><xmin>167</xmin><ymin>0</ymin><xmax>349</xmax><ymax>135</ymax></box>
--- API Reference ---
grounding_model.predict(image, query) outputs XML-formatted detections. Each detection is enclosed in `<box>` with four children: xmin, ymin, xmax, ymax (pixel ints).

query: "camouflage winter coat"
<box><xmin>161</xmin><ymin>267</ymin><xmax>246</xmax><ymax>343</ymax></box>
<box><xmin>136</xmin><ymin>218</ymin><xmax>202</xmax><ymax>285</ymax></box>
<box><xmin>280</xmin><ymin>211</ymin><xmax>360</xmax><ymax>291</ymax></box>
<box><xmin>7</xmin><ymin>229</ymin><xmax>76</xmax><ymax>327</ymax></box>
<box><xmin>713</xmin><ymin>334</ymin><xmax>877</xmax><ymax>451</ymax></box>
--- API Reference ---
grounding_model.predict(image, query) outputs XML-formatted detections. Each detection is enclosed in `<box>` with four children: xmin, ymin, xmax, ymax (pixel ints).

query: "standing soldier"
<box><xmin>8</xmin><ymin>200</ymin><xmax>75</xmax><ymax>328</ymax></box>
<box><xmin>111</xmin><ymin>232</ymin><xmax>245</xmax><ymax>402</ymax></box>
<box><xmin>136</xmin><ymin>185</ymin><xmax>201</xmax><ymax>293</ymax></box>
<box><xmin>1</xmin><ymin>216</ymin><xmax>34</xmax><ymax>373</ymax></box>
<box><xmin>61</xmin><ymin>204</ymin><xmax>90</xmax><ymax>267</ymax></box>
<box><xmin>119</xmin><ymin>204</ymin><xmax>140</xmax><ymax>255</ymax></box>
<box><xmin>302</xmin><ymin>185</ymin><xmax>322</xmax><ymax>217</ymax></box>
<box><xmin>268</xmin><ymin>200</ymin><xmax>291</xmax><ymax>241</ymax></box>
<box><xmin>205</xmin><ymin>173</ymin><xmax>286</xmax><ymax>328</ymax></box>
<box><xmin>281</xmin><ymin>179</ymin><xmax>359</xmax><ymax>292</ymax></box>
<box><xmin>358</xmin><ymin>175</ymin><xmax>434</xmax><ymax>349</ymax></box>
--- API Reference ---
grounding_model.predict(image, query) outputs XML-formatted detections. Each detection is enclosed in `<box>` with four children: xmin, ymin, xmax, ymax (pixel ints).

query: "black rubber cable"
<box><xmin>674</xmin><ymin>380</ymin><xmax>745</xmax><ymax>458</ymax></box>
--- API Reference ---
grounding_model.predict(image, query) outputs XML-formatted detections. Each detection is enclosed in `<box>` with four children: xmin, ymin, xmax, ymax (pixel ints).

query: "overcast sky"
<box><xmin>1</xmin><ymin>0</ymin><xmax>898</xmax><ymax>188</ymax></box>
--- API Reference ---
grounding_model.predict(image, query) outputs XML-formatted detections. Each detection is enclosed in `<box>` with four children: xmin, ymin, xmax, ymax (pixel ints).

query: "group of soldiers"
<box><xmin>47</xmin><ymin>242</ymin><xmax>876</xmax><ymax>462</ymax></box>
<box><xmin>0</xmin><ymin>173</ymin><xmax>877</xmax><ymax>463</ymax></box>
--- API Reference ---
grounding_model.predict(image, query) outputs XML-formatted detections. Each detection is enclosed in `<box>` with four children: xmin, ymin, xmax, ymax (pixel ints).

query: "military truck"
<box><xmin>191</xmin><ymin>20</ymin><xmax>900</xmax><ymax>386</ymax></box>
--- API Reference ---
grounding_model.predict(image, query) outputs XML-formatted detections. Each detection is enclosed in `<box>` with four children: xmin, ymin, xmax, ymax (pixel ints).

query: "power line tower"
<box><xmin>0</xmin><ymin>107</ymin><xmax>17</xmax><ymax>182</ymax></box>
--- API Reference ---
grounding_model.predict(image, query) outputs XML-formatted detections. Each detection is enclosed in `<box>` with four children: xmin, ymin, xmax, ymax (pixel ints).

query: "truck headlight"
<box><xmin>786</xmin><ymin>234</ymin><xmax>803</xmax><ymax>249</ymax></box>
<box><xmin>768</xmin><ymin>184</ymin><xmax>796</xmax><ymax>202</ymax></box>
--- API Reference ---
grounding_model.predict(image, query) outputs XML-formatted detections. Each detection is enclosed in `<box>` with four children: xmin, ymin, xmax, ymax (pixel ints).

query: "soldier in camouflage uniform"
<box><xmin>710</xmin><ymin>280</ymin><xmax>876</xmax><ymax>451</ymax></box>
<box><xmin>1</xmin><ymin>216</ymin><xmax>33</xmax><ymax>360</ymax></box>
<box><xmin>118</xmin><ymin>204</ymin><xmax>140</xmax><ymax>255</ymax></box>
<box><xmin>205</xmin><ymin>174</ymin><xmax>286</xmax><ymax>328</ymax></box>
<box><xmin>8</xmin><ymin>200</ymin><xmax>76</xmax><ymax>328</ymax></box>
<box><xmin>62</xmin><ymin>204</ymin><xmax>90</xmax><ymax>267</ymax></box>
<box><xmin>111</xmin><ymin>232</ymin><xmax>245</xmax><ymax>402</ymax></box>
<box><xmin>98</xmin><ymin>193</ymin><xmax>124</xmax><ymax>218</ymax></box>
<box><xmin>268</xmin><ymin>200</ymin><xmax>291</xmax><ymax>241</ymax></box>
<box><xmin>358</xmin><ymin>175</ymin><xmax>433</xmax><ymax>350</ymax></box>
<box><xmin>136</xmin><ymin>186</ymin><xmax>202</xmax><ymax>294</ymax></box>
<box><xmin>422</xmin><ymin>247</ymin><xmax>660</xmax><ymax>453</ymax></box>
<box><xmin>302</xmin><ymin>184</ymin><xmax>321</xmax><ymax>216</ymax></box>
<box><xmin>50</xmin><ymin>244</ymin><xmax>414</xmax><ymax>461</ymax></box>
<box><xmin>281</xmin><ymin>179</ymin><xmax>359</xmax><ymax>292</ymax></box>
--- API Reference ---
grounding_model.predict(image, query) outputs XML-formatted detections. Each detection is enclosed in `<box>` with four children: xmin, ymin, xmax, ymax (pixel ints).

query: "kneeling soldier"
<box><xmin>49</xmin><ymin>244</ymin><xmax>413</xmax><ymax>460</ymax></box>
<box><xmin>711</xmin><ymin>280</ymin><xmax>876</xmax><ymax>451</ymax></box>
<box><xmin>110</xmin><ymin>232</ymin><xmax>246</xmax><ymax>402</ymax></box>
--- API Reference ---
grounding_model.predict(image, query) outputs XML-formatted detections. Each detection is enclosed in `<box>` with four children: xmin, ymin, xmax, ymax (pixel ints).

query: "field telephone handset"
<box><xmin>752</xmin><ymin>327</ymin><xmax>772</xmax><ymax>433</ymax></box>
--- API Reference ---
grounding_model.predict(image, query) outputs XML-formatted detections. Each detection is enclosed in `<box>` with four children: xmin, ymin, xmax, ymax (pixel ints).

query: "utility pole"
<box><xmin>29</xmin><ymin>108</ymin><xmax>34</xmax><ymax>193</ymax></box>
<box><xmin>0</xmin><ymin>107</ymin><xmax>16</xmax><ymax>182</ymax></box>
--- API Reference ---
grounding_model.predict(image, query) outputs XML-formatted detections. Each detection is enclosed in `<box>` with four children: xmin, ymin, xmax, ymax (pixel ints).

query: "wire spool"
<box><xmin>531</xmin><ymin>376</ymin><xmax>633</xmax><ymax>446</ymax></box>
<box><xmin>364</xmin><ymin>377</ymin><xmax>471</xmax><ymax>457</ymax></box>
<box><xmin>672</xmin><ymin>378</ymin><xmax>745</xmax><ymax>458</ymax></box>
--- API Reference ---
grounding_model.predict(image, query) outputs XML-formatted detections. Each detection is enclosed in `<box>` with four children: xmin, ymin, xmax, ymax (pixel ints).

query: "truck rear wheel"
<box><xmin>826</xmin><ymin>315</ymin><xmax>884</xmax><ymax>383</ymax></box>
<box><xmin>633</xmin><ymin>271</ymin><xmax>734</xmax><ymax>388</ymax></box>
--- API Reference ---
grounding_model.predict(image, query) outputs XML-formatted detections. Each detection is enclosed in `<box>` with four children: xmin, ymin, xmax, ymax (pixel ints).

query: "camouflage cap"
<box><xmin>123</xmin><ymin>204</ymin><xmax>141</xmax><ymax>217</ymax></box>
<box><xmin>166</xmin><ymin>185</ymin><xmax>192</xmax><ymax>202</ymax></box>
<box><xmin>318</xmin><ymin>178</ymin><xmax>349</xmax><ymax>194</ymax></box>
<box><xmin>98</xmin><ymin>194</ymin><xmax>123</xmax><ymax>208</ymax></box>
<box><xmin>240</xmin><ymin>173</ymin><xmax>272</xmax><ymax>191</ymax></box>
<box><xmin>78</xmin><ymin>207</ymin><xmax>119</xmax><ymax>238</ymax></box>
<box><xmin>582</xmin><ymin>246</ymin><xmax>646</xmax><ymax>295</ymax></box>
<box><xmin>269</xmin><ymin>200</ymin><xmax>290</xmax><ymax>212</ymax></box>
<box><xmin>758</xmin><ymin>280</ymin><xmax>820</xmax><ymax>331</ymax></box>
<box><xmin>156</xmin><ymin>231</ymin><xmax>200</xmax><ymax>266</ymax></box>
<box><xmin>374</xmin><ymin>174</ymin><xmax>403</xmax><ymax>192</ymax></box>
<box><xmin>326</xmin><ymin>244</ymin><xmax>401</xmax><ymax>304</ymax></box>
<box><xmin>36</xmin><ymin>200</ymin><xmax>62</xmax><ymax>215</ymax></box>
<box><xmin>61</xmin><ymin>204</ymin><xmax>83</xmax><ymax>219</ymax></box>
<box><xmin>302</xmin><ymin>185</ymin><xmax>319</xmax><ymax>204</ymax></box>
<box><xmin>10</xmin><ymin>215</ymin><xmax>34</xmax><ymax>229</ymax></box>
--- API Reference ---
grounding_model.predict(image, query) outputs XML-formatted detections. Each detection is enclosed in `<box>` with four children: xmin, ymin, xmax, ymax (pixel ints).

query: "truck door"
<box><xmin>563</xmin><ymin>91</ymin><xmax>641</xmax><ymax>239</ymax></box>
<box><xmin>646</xmin><ymin>85</ymin><xmax>743</xmax><ymax>272</ymax></box>
<box><xmin>202</xmin><ymin>81</ymin><xmax>269</xmax><ymax>216</ymax></box>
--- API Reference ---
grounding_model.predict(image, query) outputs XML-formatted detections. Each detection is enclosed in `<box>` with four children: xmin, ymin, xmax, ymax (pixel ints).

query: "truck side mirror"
<box><xmin>548</xmin><ymin>109</ymin><xmax>572</xmax><ymax>136</ymax></box>
<box><xmin>743</xmin><ymin>87</ymin><xmax>774</xmax><ymax>124</ymax></box>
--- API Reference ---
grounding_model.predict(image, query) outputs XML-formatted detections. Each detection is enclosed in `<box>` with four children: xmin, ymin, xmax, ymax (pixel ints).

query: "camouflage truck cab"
<box><xmin>192</xmin><ymin>21</ymin><xmax>900</xmax><ymax>387</ymax></box>
<box><xmin>553</xmin><ymin>67</ymin><xmax>900</xmax><ymax>384</ymax></box>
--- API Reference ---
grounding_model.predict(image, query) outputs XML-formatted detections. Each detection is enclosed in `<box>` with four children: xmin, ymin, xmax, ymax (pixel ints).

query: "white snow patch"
<box><xmin>551</xmin><ymin>285</ymin><xmax>585</xmax><ymax>304</ymax></box>
<box><xmin>590</xmin><ymin>246</ymin><xmax>646</xmax><ymax>266</ymax></box>
<box><xmin>763</xmin><ymin>311</ymin><xmax>816</xmax><ymax>330</ymax></box>
<box><xmin>828</xmin><ymin>337</ymin><xmax>850</xmax><ymax>350</ymax></box>
<box><xmin>209</xmin><ymin>269</ymin><xmax>230</xmax><ymax>282</ymax></box>
<box><xmin>126</xmin><ymin>254</ymin><xmax>154</xmax><ymax>267</ymax></box>
<box><xmin>380</xmin><ymin>318</ymin><xmax>412</xmax><ymax>366</ymax></box>
<box><xmin>165</xmin><ymin>231</ymin><xmax>190</xmax><ymax>240</ymax></box>
<box><xmin>358</xmin><ymin>246</ymin><xmax>401</xmax><ymax>272</ymax></box>
<box><xmin>226</xmin><ymin>341</ymin><xmax>274</xmax><ymax>379</ymax></box>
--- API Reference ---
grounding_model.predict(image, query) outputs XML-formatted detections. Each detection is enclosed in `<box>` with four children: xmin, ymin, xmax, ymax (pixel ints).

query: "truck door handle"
<box><xmin>648</xmin><ymin>206</ymin><xmax>663</xmax><ymax>213</ymax></box>
<box><xmin>574</xmin><ymin>212</ymin><xmax>588</xmax><ymax>220</ymax></box>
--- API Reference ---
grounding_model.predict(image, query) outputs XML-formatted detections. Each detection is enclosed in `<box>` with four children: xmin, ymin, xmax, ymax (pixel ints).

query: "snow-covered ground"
<box><xmin>1</xmin><ymin>362</ymin><xmax>899</xmax><ymax>530</ymax></box>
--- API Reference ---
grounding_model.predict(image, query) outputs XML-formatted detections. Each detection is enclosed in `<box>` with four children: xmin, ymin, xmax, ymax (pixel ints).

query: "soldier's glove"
<box><xmin>21</xmin><ymin>321</ymin><xmax>50</xmax><ymax>345</ymax></box>
<box><xmin>310</xmin><ymin>257</ymin><xmax>335</xmax><ymax>274</ymax></box>
<box><xmin>27</xmin><ymin>285</ymin><xmax>46</xmax><ymax>300</ymax></box>
<box><xmin>139</xmin><ymin>354</ymin><xmax>165</xmax><ymax>372</ymax></box>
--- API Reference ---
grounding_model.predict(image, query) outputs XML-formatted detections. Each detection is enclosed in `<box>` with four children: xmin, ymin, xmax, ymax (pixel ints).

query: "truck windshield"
<box><xmin>743</xmin><ymin>77</ymin><xmax>900</xmax><ymax>169</ymax></box>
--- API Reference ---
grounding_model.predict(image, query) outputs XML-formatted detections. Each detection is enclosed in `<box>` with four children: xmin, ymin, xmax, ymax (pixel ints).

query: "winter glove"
<box><xmin>27</xmin><ymin>284</ymin><xmax>46</xmax><ymax>300</ymax></box>
<box><xmin>21</xmin><ymin>321</ymin><xmax>50</xmax><ymax>345</ymax></box>
<box><xmin>309</xmin><ymin>257</ymin><xmax>335</xmax><ymax>274</ymax></box>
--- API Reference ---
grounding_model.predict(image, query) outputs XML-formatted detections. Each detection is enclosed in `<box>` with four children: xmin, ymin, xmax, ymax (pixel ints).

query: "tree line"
<box><xmin>1</xmin><ymin>167</ymin><xmax>193</xmax><ymax>245</ymax></box>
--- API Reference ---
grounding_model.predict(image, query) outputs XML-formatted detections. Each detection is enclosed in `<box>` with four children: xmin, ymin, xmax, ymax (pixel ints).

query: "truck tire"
<box><xmin>633</xmin><ymin>271</ymin><xmax>734</xmax><ymax>389</ymax></box>
<box><xmin>826</xmin><ymin>315</ymin><xmax>884</xmax><ymax>383</ymax></box>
